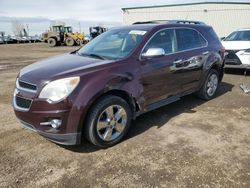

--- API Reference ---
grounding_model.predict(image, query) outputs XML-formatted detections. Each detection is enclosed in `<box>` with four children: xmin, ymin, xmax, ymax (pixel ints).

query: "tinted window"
<box><xmin>176</xmin><ymin>29</ymin><xmax>207</xmax><ymax>51</ymax></box>
<box><xmin>143</xmin><ymin>29</ymin><xmax>176</xmax><ymax>54</ymax></box>
<box><xmin>207</xmin><ymin>27</ymin><xmax>220</xmax><ymax>42</ymax></box>
<box><xmin>224</xmin><ymin>31</ymin><xmax>250</xmax><ymax>41</ymax></box>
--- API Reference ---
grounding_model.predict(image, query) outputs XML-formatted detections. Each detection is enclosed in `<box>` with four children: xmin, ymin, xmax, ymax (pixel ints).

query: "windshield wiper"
<box><xmin>80</xmin><ymin>53</ymin><xmax>107</xmax><ymax>60</ymax></box>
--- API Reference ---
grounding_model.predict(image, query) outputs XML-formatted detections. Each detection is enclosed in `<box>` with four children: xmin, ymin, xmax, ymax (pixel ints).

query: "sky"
<box><xmin>0</xmin><ymin>0</ymin><xmax>249</xmax><ymax>35</ymax></box>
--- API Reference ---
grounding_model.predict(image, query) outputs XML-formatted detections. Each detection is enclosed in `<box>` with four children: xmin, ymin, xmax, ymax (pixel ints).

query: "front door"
<box><xmin>139</xmin><ymin>28</ymin><xmax>182</xmax><ymax>106</ymax></box>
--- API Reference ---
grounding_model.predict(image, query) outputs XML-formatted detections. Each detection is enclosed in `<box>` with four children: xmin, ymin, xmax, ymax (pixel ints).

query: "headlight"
<box><xmin>39</xmin><ymin>77</ymin><xmax>80</xmax><ymax>102</ymax></box>
<box><xmin>239</xmin><ymin>49</ymin><xmax>250</xmax><ymax>55</ymax></box>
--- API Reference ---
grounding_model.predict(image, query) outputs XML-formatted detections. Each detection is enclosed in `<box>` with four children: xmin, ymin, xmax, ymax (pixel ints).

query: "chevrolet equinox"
<box><xmin>13</xmin><ymin>20</ymin><xmax>225</xmax><ymax>147</ymax></box>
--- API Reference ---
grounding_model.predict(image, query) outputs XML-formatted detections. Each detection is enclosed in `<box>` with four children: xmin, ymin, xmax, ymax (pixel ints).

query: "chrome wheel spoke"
<box><xmin>207</xmin><ymin>87</ymin><xmax>212</xmax><ymax>95</ymax></box>
<box><xmin>105</xmin><ymin>106</ymin><xmax>114</xmax><ymax>119</ymax></box>
<box><xmin>114</xmin><ymin>107</ymin><xmax>125</xmax><ymax>121</ymax></box>
<box><xmin>103</xmin><ymin>127</ymin><xmax>113</xmax><ymax>140</ymax></box>
<box><xmin>207</xmin><ymin>82</ymin><xmax>211</xmax><ymax>88</ymax></box>
<box><xmin>115</xmin><ymin>122</ymin><xmax>124</xmax><ymax>133</ymax></box>
<box><xmin>97</xmin><ymin>120</ymin><xmax>109</xmax><ymax>131</ymax></box>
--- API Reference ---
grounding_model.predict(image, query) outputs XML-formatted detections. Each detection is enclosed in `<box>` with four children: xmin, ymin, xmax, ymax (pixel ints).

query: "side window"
<box><xmin>176</xmin><ymin>29</ymin><xmax>207</xmax><ymax>51</ymax></box>
<box><xmin>143</xmin><ymin>29</ymin><xmax>176</xmax><ymax>55</ymax></box>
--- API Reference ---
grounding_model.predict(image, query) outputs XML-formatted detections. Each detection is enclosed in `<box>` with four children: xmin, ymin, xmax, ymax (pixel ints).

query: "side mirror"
<box><xmin>141</xmin><ymin>48</ymin><xmax>165</xmax><ymax>59</ymax></box>
<box><xmin>220</xmin><ymin>37</ymin><xmax>225</xmax><ymax>41</ymax></box>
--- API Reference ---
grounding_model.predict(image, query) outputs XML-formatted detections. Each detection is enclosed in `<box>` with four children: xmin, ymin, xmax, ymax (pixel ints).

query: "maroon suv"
<box><xmin>13</xmin><ymin>20</ymin><xmax>224</xmax><ymax>147</ymax></box>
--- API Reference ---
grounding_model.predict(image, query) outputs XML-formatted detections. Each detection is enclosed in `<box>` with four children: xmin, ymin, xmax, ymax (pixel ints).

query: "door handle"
<box><xmin>202</xmin><ymin>51</ymin><xmax>209</xmax><ymax>55</ymax></box>
<box><xmin>173</xmin><ymin>59</ymin><xmax>183</xmax><ymax>67</ymax></box>
<box><xmin>173</xmin><ymin>59</ymin><xmax>190</xmax><ymax>67</ymax></box>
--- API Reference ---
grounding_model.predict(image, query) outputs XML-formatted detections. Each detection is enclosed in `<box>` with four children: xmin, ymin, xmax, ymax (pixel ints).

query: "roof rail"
<box><xmin>132</xmin><ymin>21</ymin><xmax>159</xmax><ymax>25</ymax></box>
<box><xmin>133</xmin><ymin>20</ymin><xmax>206</xmax><ymax>25</ymax></box>
<box><xmin>168</xmin><ymin>20</ymin><xmax>206</xmax><ymax>25</ymax></box>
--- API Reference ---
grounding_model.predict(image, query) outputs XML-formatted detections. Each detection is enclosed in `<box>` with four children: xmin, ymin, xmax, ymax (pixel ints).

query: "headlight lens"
<box><xmin>39</xmin><ymin>77</ymin><xmax>80</xmax><ymax>102</ymax></box>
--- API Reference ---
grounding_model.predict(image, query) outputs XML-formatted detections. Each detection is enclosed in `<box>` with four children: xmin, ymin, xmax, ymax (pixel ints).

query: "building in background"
<box><xmin>122</xmin><ymin>1</ymin><xmax>250</xmax><ymax>37</ymax></box>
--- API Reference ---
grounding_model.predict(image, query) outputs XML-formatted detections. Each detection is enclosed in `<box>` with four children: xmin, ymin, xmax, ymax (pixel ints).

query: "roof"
<box><xmin>111</xmin><ymin>22</ymin><xmax>211</xmax><ymax>33</ymax></box>
<box><xmin>238</xmin><ymin>28</ymin><xmax>250</xmax><ymax>31</ymax></box>
<box><xmin>122</xmin><ymin>1</ymin><xmax>250</xmax><ymax>11</ymax></box>
<box><xmin>111</xmin><ymin>24</ymin><xmax>159</xmax><ymax>31</ymax></box>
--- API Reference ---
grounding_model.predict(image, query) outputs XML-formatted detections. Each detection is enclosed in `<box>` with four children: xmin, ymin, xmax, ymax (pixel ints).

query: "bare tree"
<box><xmin>12</xmin><ymin>20</ymin><xmax>25</xmax><ymax>37</ymax></box>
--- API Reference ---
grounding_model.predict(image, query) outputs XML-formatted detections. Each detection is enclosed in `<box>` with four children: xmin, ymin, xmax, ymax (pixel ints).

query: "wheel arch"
<box><xmin>78</xmin><ymin>89</ymin><xmax>140</xmax><ymax>134</ymax></box>
<box><xmin>203</xmin><ymin>51</ymin><xmax>224</xmax><ymax>82</ymax></box>
<box><xmin>210</xmin><ymin>62</ymin><xmax>224</xmax><ymax>82</ymax></box>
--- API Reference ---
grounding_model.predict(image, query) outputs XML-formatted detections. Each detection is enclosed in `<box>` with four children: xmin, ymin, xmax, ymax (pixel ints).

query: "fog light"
<box><xmin>40</xmin><ymin>119</ymin><xmax>62</xmax><ymax>129</ymax></box>
<box><xmin>50</xmin><ymin>119</ymin><xmax>62</xmax><ymax>129</ymax></box>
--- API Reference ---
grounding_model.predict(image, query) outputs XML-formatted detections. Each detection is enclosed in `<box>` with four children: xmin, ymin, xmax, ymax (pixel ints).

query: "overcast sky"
<box><xmin>0</xmin><ymin>0</ymin><xmax>249</xmax><ymax>35</ymax></box>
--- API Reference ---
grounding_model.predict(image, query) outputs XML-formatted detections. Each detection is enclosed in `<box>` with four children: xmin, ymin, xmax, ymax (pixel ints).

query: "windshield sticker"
<box><xmin>129</xmin><ymin>30</ymin><xmax>147</xmax><ymax>35</ymax></box>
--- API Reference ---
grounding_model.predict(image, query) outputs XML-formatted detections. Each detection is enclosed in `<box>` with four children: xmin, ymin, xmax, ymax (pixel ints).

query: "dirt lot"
<box><xmin>0</xmin><ymin>43</ymin><xmax>249</xmax><ymax>188</ymax></box>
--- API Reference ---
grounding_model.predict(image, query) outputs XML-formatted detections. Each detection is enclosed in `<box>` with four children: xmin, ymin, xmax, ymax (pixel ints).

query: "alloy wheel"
<box><xmin>96</xmin><ymin>105</ymin><xmax>127</xmax><ymax>141</ymax></box>
<box><xmin>206</xmin><ymin>73</ymin><xmax>218</xmax><ymax>97</ymax></box>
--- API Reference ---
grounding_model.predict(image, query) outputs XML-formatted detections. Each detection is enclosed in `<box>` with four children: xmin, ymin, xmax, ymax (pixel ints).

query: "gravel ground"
<box><xmin>0</xmin><ymin>43</ymin><xmax>249</xmax><ymax>188</ymax></box>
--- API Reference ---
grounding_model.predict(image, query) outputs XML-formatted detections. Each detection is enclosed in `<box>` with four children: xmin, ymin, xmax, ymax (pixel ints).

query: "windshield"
<box><xmin>224</xmin><ymin>30</ymin><xmax>250</xmax><ymax>41</ymax></box>
<box><xmin>65</xmin><ymin>27</ymin><xmax>72</xmax><ymax>33</ymax></box>
<box><xmin>78</xmin><ymin>28</ymin><xmax>147</xmax><ymax>60</ymax></box>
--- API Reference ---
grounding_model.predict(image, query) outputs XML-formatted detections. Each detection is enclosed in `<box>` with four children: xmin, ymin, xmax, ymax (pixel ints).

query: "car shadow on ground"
<box><xmin>63</xmin><ymin>81</ymin><xmax>234</xmax><ymax>153</ymax></box>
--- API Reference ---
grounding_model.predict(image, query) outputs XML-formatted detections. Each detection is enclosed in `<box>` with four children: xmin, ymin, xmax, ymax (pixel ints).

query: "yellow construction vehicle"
<box><xmin>41</xmin><ymin>25</ymin><xmax>86</xmax><ymax>47</ymax></box>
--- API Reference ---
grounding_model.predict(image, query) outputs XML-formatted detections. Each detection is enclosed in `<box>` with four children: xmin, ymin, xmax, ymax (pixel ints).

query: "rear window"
<box><xmin>176</xmin><ymin>28</ymin><xmax>207</xmax><ymax>51</ymax></box>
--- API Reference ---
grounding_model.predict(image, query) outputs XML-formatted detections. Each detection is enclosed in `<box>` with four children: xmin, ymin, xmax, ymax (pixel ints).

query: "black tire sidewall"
<box><xmin>86</xmin><ymin>95</ymin><xmax>132</xmax><ymax>148</ymax></box>
<box><xmin>66</xmin><ymin>38</ymin><xmax>74</xmax><ymax>46</ymax></box>
<box><xmin>48</xmin><ymin>38</ymin><xmax>56</xmax><ymax>47</ymax></box>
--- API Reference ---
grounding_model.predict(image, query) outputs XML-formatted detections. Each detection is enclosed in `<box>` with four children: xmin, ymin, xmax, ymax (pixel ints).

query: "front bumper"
<box><xmin>12</xmin><ymin>79</ymin><xmax>83</xmax><ymax>145</ymax></box>
<box><xmin>20</xmin><ymin>120</ymin><xmax>81</xmax><ymax>145</ymax></box>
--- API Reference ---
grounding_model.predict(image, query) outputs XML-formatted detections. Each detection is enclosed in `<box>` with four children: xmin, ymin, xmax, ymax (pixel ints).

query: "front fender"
<box><xmin>67</xmin><ymin>70</ymin><xmax>142</xmax><ymax>133</ymax></box>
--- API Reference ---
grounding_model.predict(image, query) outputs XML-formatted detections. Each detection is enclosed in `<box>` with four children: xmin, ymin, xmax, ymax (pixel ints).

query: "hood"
<box><xmin>19</xmin><ymin>53</ymin><xmax>114</xmax><ymax>83</ymax></box>
<box><xmin>221</xmin><ymin>41</ymin><xmax>250</xmax><ymax>50</ymax></box>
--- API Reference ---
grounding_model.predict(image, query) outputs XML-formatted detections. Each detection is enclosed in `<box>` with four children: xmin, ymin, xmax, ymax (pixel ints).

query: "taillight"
<box><xmin>220</xmin><ymin>46</ymin><xmax>225</xmax><ymax>59</ymax></box>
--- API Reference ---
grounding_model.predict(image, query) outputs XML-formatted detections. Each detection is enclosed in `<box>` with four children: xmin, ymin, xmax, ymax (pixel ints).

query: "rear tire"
<box><xmin>65</xmin><ymin>37</ymin><xmax>75</xmax><ymax>46</ymax></box>
<box><xmin>197</xmin><ymin>69</ymin><xmax>219</xmax><ymax>100</ymax></box>
<box><xmin>84</xmin><ymin>95</ymin><xmax>132</xmax><ymax>148</ymax></box>
<box><xmin>48</xmin><ymin>38</ymin><xmax>57</xmax><ymax>47</ymax></box>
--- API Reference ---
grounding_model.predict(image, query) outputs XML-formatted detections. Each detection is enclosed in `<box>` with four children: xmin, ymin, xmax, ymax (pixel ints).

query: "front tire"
<box><xmin>65</xmin><ymin>37</ymin><xmax>75</xmax><ymax>46</ymax></box>
<box><xmin>48</xmin><ymin>38</ymin><xmax>57</xmax><ymax>47</ymax></box>
<box><xmin>197</xmin><ymin>69</ymin><xmax>219</xmax><ymax>100</ymax></box>
<box><xmin>84</xmin><ymin>95</ymin><xmax>132</xmax><ymax>148</ymax></box>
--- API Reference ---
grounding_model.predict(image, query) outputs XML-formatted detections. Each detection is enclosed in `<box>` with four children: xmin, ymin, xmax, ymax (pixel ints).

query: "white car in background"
<box><xmin>222</xmin><ymin>29</ymin><xmax>250</xmax><ymax>68</ymax></box>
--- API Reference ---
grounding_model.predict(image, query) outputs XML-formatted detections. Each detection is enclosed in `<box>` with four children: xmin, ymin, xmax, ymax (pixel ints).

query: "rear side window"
<box><xmin>143</xmin><ymin>29</ymin><xmax>176</xmax><ymax>54</ymax></box>
<box><xmin>207</xmin><ymin>27</ymin><xmax>220</xmax><ymax>42</ymax></box>
<box><xmin>176</xmin><ymin>28</ymin><xmax>207</xmax><ymax>51</ymax></box>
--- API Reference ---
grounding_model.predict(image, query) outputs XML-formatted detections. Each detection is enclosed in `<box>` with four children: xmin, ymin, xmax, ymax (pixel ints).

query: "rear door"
<box><xmin>174</xmin><ymin>28</ymin><xmax>208</xmax><ymax>94</ymax></box>
<box><xmin>140</xmin><ymin>28</ymin><xmax>182</xmax><ymax>106</ymax></box>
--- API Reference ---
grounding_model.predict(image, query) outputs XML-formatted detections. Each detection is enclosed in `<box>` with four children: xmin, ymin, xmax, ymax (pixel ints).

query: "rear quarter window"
<box><xmin>207</xmin><ymin>27</ymin><xmax>221</xmax><ymax>42</ymax></box>
<box><xmin>176</xmin><ymin>28</ymin><xmax>207</xmax><ymax>51</ymax></box>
